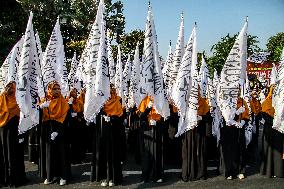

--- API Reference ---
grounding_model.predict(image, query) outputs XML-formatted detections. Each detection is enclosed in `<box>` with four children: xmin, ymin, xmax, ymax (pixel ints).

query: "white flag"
<box><xmin>128</xmin><ymin>43</ymin><xmax>140</xmax><ymax>108</ymax></box>
<box><xmin>270</xmin><ymin>63</ymin><xmax>277</xmax><ymax>85</ymax></box>
<box><xmin>41</xmin><ymin>18</ymin><xmax>68</xmax><ymax>96</ymax></box>
<box><xmin>218</xmin><ymin>18</ymin><xmax>248</xmax><ymax>124</ymax></box>
<box><xmin>34</xmin><ymin>31</ymin><xmax>45</xmax><ymax>99</ymax></box>
<box><xmin>107</xmin><ymin>30</ymin><xmax>116</xmax><ymax>85</ymax></box>
<box><xmin>16</xmin><ymin>12</ymin><xmax>40</xmax><ymax>134</ymax></box>
<box><xmin>272</xmin><ymin>47</ymin><xmax>284</xmax><ymax>133</ymax></box>
<box><xmin>0</xmin><ymin>37</ymin><xmax>23</xmax><ymax>93</ymax></box>
<box><xmin>172</xmin><ymin>26</ymin><xmax>195</xmax><ymax>118</ymax></box>
<box><xmin>123</xmin><ymin>54</ymin><xmax>132</xmax><ymax>109</ymax></box>
<box><xmin>114</xmin><ymin>45</ymin><xmax>125</xmax><ymax>106</ymax></box>
<box><xmin>93</xmin><ymin>19</ymin><xmax>110</xmax><ymax>116</ymax></box>
<box><xmin>176</xmin><ymin>24</ymin><xmax>199</xmax><ymax>136</ymax></box>
<box><xmin>199</xmin><ymin>56</ymin><xmax>209</xmax><ymax>98</ymax></box>
<box><xmin>84</xmin><ymin>0</ymin><xmax>106</xmax><ymax>122</ymax></box>
<box><xmin>68</xmin><ymin>52</ymin><xmax>81</xmax><ymax>90</ymax></box>
<box><xmin>169</xmin><ymin>13</ymin><xmax>185</xmax><ymax>96</ymax></box>
<box><xmin>139</xmin><ymin>4</ymin><xmax>170</xmax><ymax>118</ymax></box>
<box><xmin>162</xmin><ymin>41</ymin><xmax>173</xmax><ymax>98</ymax></box>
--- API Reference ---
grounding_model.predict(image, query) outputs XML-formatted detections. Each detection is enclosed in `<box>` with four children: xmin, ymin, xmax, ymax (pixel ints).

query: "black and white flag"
<box><xmin>0</xmin><ymin>37</ymin><xmax>23</xmax><ymax>93</ymax></box>
<box><xmin>84</xmin><ymin>0</ymin><xmax>106</xmax><ymax>122</ymax></box>
<box><xmin>172</xmin><ymin>26</ymin><xmax>195</xmax><ymax>118</ymax></box>
<box><xmin>107</xmin><ymin>30</ymin><xmax>116</xmax><ymax>85</ymax></box>
<box><xmin>272</xmin><ymin>47</ymin><xmax>284</xmax><ymax>133</ymax></box>
<box><xmin>114</xmin><ymin>45</ymin><xmax>125</xmax><ymax>107</ymax></box>
<box><xmin>162</xmin><ymin>41</ymin><xmax>173</xmax><ymax>98</ymax></box>
<box><xmin>128</xmin><ymin>43</ymin><xmax>140</xmax><ymax>108</ymax></box>
<box><xmin>16</xmin><ymin>12</ymin><xmax>40</xmax><ymax>134</ymax></box>
<box><xmin>218</xmin><ymin>18</ymin><xmax>248</xmax><ymax>124</ymax></box>
<box><xmin>68</xmin><ymin>52</ymin><xmax>81</xmax><ymax>90</ymax></box>
<box><xmin>175</xmin><ymin>25</ymin><xmax>199</xmax><ymax>136</ymax></box>
<box><xmin>139</xmin><ymin>4</ymin><xmax>170</xmax><ymax>118</ymax></box>
<box><xmin>198</xmin><ymin>56</ymin><xmax>209</xmax><ymax>98</ymax></box>
<box><xmin>168</xmin><ymin>13</ymin><xmax>184</xmax><ymax>97</ymax></box>
<box><xmin>41</xmin><ymin>18</ymin><xmax>68</xmax><ymax>96</ymax></box>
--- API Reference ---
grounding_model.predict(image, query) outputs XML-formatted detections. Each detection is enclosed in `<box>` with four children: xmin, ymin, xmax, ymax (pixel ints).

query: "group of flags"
<box><xmin>0</xmin><ymin>0</ymin><xmax>283</xmax><ymax>139</ymax></box>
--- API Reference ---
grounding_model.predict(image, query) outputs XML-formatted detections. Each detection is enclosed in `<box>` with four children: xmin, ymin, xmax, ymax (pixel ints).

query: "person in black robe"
<box><xmin>181</xmin><ymin>94</ymin><xmax>210</xmax><ymax>182</ymax></box>
<box><xmin>91</xmin><ymin>86</ymin><xmax>123</xmax><ymax>187</ymax></box>
<box><xmin>0</xmin><ymin>81</ymin><xmax>27</xmax><ymax>187</ymax></box>
<box><xmin>219</xmin><ymin>97</ymin><xmax>249</xmax><ymax>180</ymax></box>
<box><xmin>260</xmin><ymin>85</ymin><xmax>284</xmax><ymax>178</ymax></box>
<box><xmin>137</xmin><ymin>96</ymin><xmax>164</xmax><ymax>183</ymax></box>
<box><xmin>38</xmin><ymin>81</ymin><xmax>71</xmax><ymax>186</ymax></box>
<box><xmin>67</xmin><ymin>87</ymin><xmax>86</xmax><ymax>164</ymax></box>
<box><xmin>28</xmin><ymin>126</ymin><xmax>40</xmax><ymax>164</ymax></box>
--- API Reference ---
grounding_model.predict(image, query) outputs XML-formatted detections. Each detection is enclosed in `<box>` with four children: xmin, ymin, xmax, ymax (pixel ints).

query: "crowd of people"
<box><xmin>0</xmin><ymin>78</ymin><xmax>283</xmax><ymax>188</ymax></box>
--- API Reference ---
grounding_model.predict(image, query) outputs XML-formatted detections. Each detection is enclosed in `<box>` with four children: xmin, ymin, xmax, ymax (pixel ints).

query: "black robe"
<box><xmin>91</xmin><ymin>114</ymin><xmax>123</xmax><ymax>185</ymax></box>
<box><xmin>39</xmin><ymin>115</ymin><xmax>71</xmax><ymax>182</ymax></box>
<box><xmin>139</xmin><ymin>108</ymin><xmax>164</xmax><ymax>182</ymax></box>
<box><xmin>181</xmin><ymin>115</ymin><xmax>208</xmax><ymax>181</ymax></box>
<box><xmin>0</xmin><ymin>116</ymin><xmax>26</xmax><ymax>187</ymax></box>
<box><xmin>219</xmin><ymin>121</ymin><xmax>246</xmax><ymax>178</ymax></box>
<box><xmin>163</xmin><ymin>105</ymin><xmax>182</xmax><ymax>165</ymax></box>
<box><xmin>260</xmin><ymin>112</ymin><xmax>284</xmax><ymax>178</ymax></box>
<box><xmin>28</xmin><ymin>125</ymin><xmax>40</xmax><ymax>164</ymax></box>
<box><xmin>69</xmin><ymin>110</ymin><xmax>86</xmax><ymax>164</ymax></box>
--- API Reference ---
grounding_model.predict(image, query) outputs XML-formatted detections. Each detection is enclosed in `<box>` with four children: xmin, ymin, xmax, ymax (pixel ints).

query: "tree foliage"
<box><xmin>207</xmin><ymin>33</ymin><xmax>261</xmax><ymax>77</ymax></box>
<box><xmin>0</xmin><ymin>0</ymin><xmax>28</xmax><ymax>65</ymax></box>
<box><xmin>266</xmin><ymin>32</ymin><xmax>284</xmax><ymax>62</ymax></box>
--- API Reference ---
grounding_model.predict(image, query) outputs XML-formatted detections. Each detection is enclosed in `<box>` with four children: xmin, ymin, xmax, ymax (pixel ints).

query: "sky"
<box><xmin>120</xmin><ymin>0</ymin><xmax>284</xmax><ymax>58</ymax></box>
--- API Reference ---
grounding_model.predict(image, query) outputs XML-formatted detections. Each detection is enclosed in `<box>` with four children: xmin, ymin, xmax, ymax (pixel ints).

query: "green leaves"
<box><xmin>266</xmin><ymin>32</ymin><xmax>284</xmax><ymax>62</ymax></box>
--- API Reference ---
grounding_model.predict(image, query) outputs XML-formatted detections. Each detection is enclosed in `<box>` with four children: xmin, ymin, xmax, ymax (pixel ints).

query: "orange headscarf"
<box><xmin>0</xmin><ymin>83</ymin><xmax>20</xmax><ymax>127</ymax></box>
<box><xmin>137</xmin><ymin>96</ymin><xmax>161</xmax><ymax>121</ymax></box>
<box><xmin>261</xmin><ymin>86</ymin><xmax>275</xmax><ymax>117</ymax></box>
<box><xmin>41</xmin><ymin>81</ymin><xmax>69</xmax><ymax>123</ymax></box>
<box><xmin>103</xmin><ymin>89</ymin><xmax>123</xmax><ymax>117</ymax></box>
<box><xmin>198</xmin><ymin>96</ymin><xmax>210</xmax><ymax>116</ymax></box>
<box><xmin>250</xmin><ymin>97</ymin><xmax>261</xmax><ymax>115</ymax></box>
<box><xmin>236</xmin><ymin>97</ymin><xmax>250</xmax><ymax>121</ymax></box>
<box><xmin>78</xmin><ymin>90</ymin><xmax>86</xmax><ymax>105</ymax></box>
<box><xmin>66</xmin><ymin>97</ymin><xmax>84</xmax><ymax>113</ymax></box>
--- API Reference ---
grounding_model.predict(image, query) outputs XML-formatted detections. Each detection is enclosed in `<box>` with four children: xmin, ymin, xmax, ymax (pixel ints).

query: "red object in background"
<box><xmin>247</xmin><ymin>61</ymin><xmax>279</xmax><ymax>85</ymax></box>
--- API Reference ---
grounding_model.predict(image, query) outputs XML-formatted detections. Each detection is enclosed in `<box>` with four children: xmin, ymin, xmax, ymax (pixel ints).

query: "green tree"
<box><xmin>266</xmin><ymin>32</ymin><xmax>284</xmax><ymax>62</ymax></box>
<box><xmin>0</xmin><ymin>0</ymin><xmax>28</xmax><ymax>65</ymax></box>
<box><xmin>15</xmin><ymin>0</ymin><xmax>126</xmax><ymax>59</ymax></box>
<box><xmin>207</xmin><ymin>33</ymin><xmax>261</xmax><ymax>77</ymax></box>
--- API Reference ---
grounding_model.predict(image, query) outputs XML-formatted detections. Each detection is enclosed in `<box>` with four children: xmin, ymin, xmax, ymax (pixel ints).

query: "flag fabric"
<box><xmin>138</xmin><ymin>4</ymin><xmax>170</xmax><ymax>118</ymax></box>
<box><xmin>211</xmin><ymin>70</ymin><xmax>222</xmax><ymax>144</ymax></box>
<box><xmin>172</xmin><ymin>26</ymin><xmax>195</xmax><ymax>118</ymax></box>
<box><xmin>16</xmin><ymin>12</ymin><xmax>40</xmax><ymax>134</ymax></box>
<box><xmin>272</xmin><ymin>47</ymin><xmax>284</xmax><ymax>133</ymax></box>
<box><xmin>270</xmin><ymin>63</ymin><xmax>277</xmax><ymax>85</ymax></box>
<box><xmin>175</xmin><ymin>24</ymin><xmax>199</xmax><ymax>137</ymax></box>
<box><xmin>35</xmin><ymin>31</ymin><xmax>45</xmax><ymax>99</ymax></box>
<box><xmin>107</xmin><ymin>30</ymin><xmax>116</xmax><ymax>85</ymax></box>
<box><xmin>68</xmin><ymin>52</ymin><xmax>81</xmax><ymax>90</ymax></box>
<box><xmin>128</xmin><ymin>43</ymin><xmax>140</xmax><ymax>108</ymax></box>
<box><xmin>114</xmin><ymin>45</ymin><xmax>125</xmax><ymax>107</ymax></box>
<box><xmin>162</xmin><ymin>41</ymin><xmax>173</xmax><ymax>97</ymax></box>
<box><xmin>199</xmin><ymin>56</ymin><xmax>209</xmax><ymax>98</ymax></box>
<box><xmin>168</xmin><ymin>14</ymin><xmax>185</xmax><ymax>97</ymax></box>
<box><xmin>0</xmin><ymin>37</ymin><xmax>23</xmax><ymax>93</ymax></box>
<box><xmin>93</xmin><ymin>19</ymin><xmax>110</xmax><ymax>116</ymax></box>
<box><xmin>84</xmin><ymin>0</ymin><xmax>106</xmax><ymax>122</ymax></box>
<box><xmin>123</xmin><ymin>54</ymin><xmax>132</xmax><ymax>109</ymax></box>
<box><xmin>41</xmin><ymin>17</ymin><xmax>68</xmax><ymax>97</ymax></box>
<box><xmin>217</xmin><ymin>19</ymin><xmax>248</xmax><ymax>124</ymax></box>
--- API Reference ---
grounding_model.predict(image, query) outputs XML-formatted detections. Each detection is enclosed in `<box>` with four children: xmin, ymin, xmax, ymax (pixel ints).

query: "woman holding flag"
<box><xmin>38</xmin><ymin>81</ymin><xmax>71</xmax><ymax>186</ymax></box>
